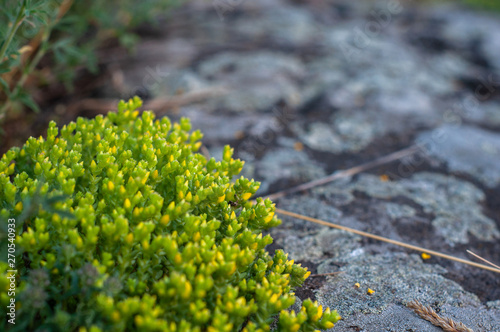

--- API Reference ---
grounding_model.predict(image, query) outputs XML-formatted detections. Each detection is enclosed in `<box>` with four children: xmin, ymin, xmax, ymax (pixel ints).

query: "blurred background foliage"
<box><xmin>0</xmin><ymin>0</ymin><xmax>498</xmax><ymax>142</ymax></box>
<box><xmin>463</xmin><ymin>0</ymin><xmax>500</xmax><ymax>11</ymax></box>
<box><xmin>0</xmin><ymin>0</ymin><xmax>183</xmax><ymax>122</ymax></box>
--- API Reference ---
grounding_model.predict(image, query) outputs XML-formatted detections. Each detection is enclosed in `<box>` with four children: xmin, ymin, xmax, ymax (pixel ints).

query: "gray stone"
<box><xmin>153</xmin><ymin>69</ymin><xmax>208</xmax><ymax>96</ymax></box>
<box><xmin>294</xmin><ymin>112</ymin><xmax>383</xmax><ymax>153</ymax></box>
<box><xmin>276</xmin><ymin>136</ymin><xmax>302</xmax><ymax>149</ymax></box>
<box><xmin>301</xmin><ymin>122</ymin><xmax>345</xmax><ymax>153</ymax></box>
<box><xmin>332</xmin><ymin>304</ymin><xmax>444</xmax><ymax>332</ymax></box>
<box><xmin>286</xmin><ymin>171</ymin><xmax>499</xmax><ymax>245</ymax></box>
<box><xmin>317</xmin><ymin>253</ymin><xmax>480</xmax><ymax>317</ymax></box>
<box><xmin>351</xmin><ymin>173</ymin><xmax>500</xmax><ymax>245</ymax></box>
<box><xmin>136</xmin><ymin>38</ymin><xmax>198</xmax><ymax>68</ymax></box>
<box><xmin>277</xmin><ymin>196</ymin><xmax>345</xmax><ymax>232</ymax></box>
<box><xmin>281</xmin><ymin>228</ymin><xmax>362</xmax><ymax>263</ymax></box>
<box><xmin>333</xmin><ymin>112</ymin><xmax>383</xmax><ymax>150</ymax></box>
<box><xmin>418</xmin><ymin>125</ymin><xmax>500</xmax><ymax>187</ymax></box>
<box><xmin>350</xmin><ymin>174</ymin><xmax>406</xmax><ymax>199</ymax></box>
<box><xmin>437</xmin><ymin>7</ymin><xmax>500</xmax><ymax>72</ymax></box>
<box><xmin>465</xmin><ymin>101</ymin><xmax>500</xmax><ymax>127</ymax></box>
<box><xmin>256</xmin><ymin>148</ymin><xmax>326</xmax><ymax>194</ymax></box>
<box><xmin>482</xmin><ymin>32</ymin><xmax>500</xmax><ymax>71</ymax></box>
<box><xmin>487</xmin><ymin>300</ymin><xmax>500</xmax><ymax>310</ymax></box>
<box><xmin>198</xmin><ymin>51</ymin><xmax>305</xmax><ymax>79</ymax></box>
<box><xmin>197</xmin><ymin>52</ymin><xmax>305</xmax><ymax>112</ymax></box>
<box><xmin>438</xmin><ymin>304</ymin><xmax>500</xmax><ymax>332</ymax></box>
<box><xmin>372</xmin><ymin>90</ymin><xmax>434</xmax><ymax>116</ymax></box>
<box><xmin>332</xmin><ymin>302</ymin><xmax>500</xmax><ymax>332</ymax></box>
<box><xmin>311</xmin><ymin>179</ymin><xmax>355</xmax><ymax>206</ymax></box>
<box><xmin>299</xmin><ymin>56</ymin><xmax>348</xmax><ymax>110</ymax></box>
<box><xmin>326</xmin><ymin>83</ymin><xmax>367</xmax><ymax>110</ymax></box>
<box><xmin>428</xmin><ymin>53</ymin><xmax>472</xmax><ymax>82</ymax></box>
<box><xmin>181</xmin><ymin>107</ymin><xmax>262</xmax><ymax>144</ymax></box>
<box><xmin>384</xmin><ymin>202</ymin><xmax>416</xmax><ymax>219</ymax></box>
<box><xmin>233</xmin><ymin>7</ymin><xmax>323</xmax><ymax>45</ymax></box>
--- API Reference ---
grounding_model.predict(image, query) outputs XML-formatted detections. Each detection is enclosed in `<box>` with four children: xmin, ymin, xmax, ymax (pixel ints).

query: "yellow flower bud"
<box><xmin>14</xmin><ymin>201</ymin><xmax>23</xmax><ymax>213</ymax></box>
<box><xmin>111</xmin><ymin>311</ymin><xmax>120</xmax><ymax>322</ymax></box>
<box><xmin>324</xmin><ymin>321</ymin><xmax>335</xmax><ymax>329</ymax></box>
<box><xmin>160</xmin><ymin>215</ymin><xmax>170</xmax><ymax>226</ymax></box>
<box><xmin>7</xmin><ymin>163</ymin><xmax>15</xmax><ymax>174</ymax></box>
<box><xmin>125</xmin><ymin>233</ymin><xmax>134</xmax><ymax>244</ymax></box>
<box><xmin>264</xmin><ymin>212</ymin><xmax>275</xmax><ymax>222</ymax></box>
<box><xmin>241</xmin><ymin>192</ymin><xmax>252</xmax><ymax>200</ymax></box>
<box><xmin>135</xmin><ymin>315</ymin><xmax>144</xmax><ymax>327</ymax></box>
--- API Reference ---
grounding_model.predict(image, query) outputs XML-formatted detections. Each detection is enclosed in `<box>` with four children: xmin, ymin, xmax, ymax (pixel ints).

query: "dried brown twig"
<box><xmin>66</xmin><ymin>87</ymin><xmax>228</xmax><ymax>117</ymax></box>
<box><xmin>308</xmin><ymin>271</ymin><xmax>344</xmax><ymax>277</ymax></box>
<box><xmin>265</xmin><ymin>145</ymin><xmax>421</xmax><ymax>201</ymax></box>
<box><xmin>407</xmin><ymin>300</ymin><xmax>473</xmax><ymax>332</ymax></box>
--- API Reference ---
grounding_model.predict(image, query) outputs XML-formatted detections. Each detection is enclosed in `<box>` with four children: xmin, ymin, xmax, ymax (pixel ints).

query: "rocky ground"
<box><xmin>76</xmin><ymin>0</ymin><xmax>500</xmax><ymax>330</ymax></box>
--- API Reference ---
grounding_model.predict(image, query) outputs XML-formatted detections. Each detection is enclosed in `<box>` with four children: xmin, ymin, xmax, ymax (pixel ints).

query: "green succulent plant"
<box><xmin>0</xmin><ymin>97</ymin><xmax>340</xmax><ymax>331</ymax></box>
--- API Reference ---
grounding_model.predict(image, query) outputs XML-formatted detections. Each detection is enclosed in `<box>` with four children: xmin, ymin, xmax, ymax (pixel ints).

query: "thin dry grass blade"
<box><xmin>66</xmin><ymin>87</ymin><xmax>228</xmax><ymax>116</ymax></box>
<box><xmin>467</xmin><ymin>250</ymin><xmax>500</xmax><ymax>270</ymax></box>
<box><xmin>276</xmin><ymin>208</ymin><xmax>500</xmax><ymax>274</ymax></box>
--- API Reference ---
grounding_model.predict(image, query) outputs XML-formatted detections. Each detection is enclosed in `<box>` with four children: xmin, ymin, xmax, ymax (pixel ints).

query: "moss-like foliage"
<box><xmin>0</xmin><ymin>97</ymin><xmax>340</xmax><ymax>331</ymax></box>
<box><xmin>462</xmin><ymin>0</ymin><xmax>500</xmax><ymax>11</ymax></box>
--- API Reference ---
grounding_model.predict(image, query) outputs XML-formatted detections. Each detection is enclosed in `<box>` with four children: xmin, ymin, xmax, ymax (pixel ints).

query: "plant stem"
<box><xmin>0</xmin><ymin>1</ymin><xmax>27</xmax><ymax>120</ymax></box>
<box><xmin>0</xmin><ymin>33</ymin><xmax>48</xmax><ymax>119</ymax></box>
<box><xmin>0</xmin><ymin>0</ymin><xmax>74</xmax><ymax>120</ymax></box>
<box><xmin>0</xmin><ymin>0</ymin><xmax>27</xmax><ymax>63</ymax></box>
<box><xmin>11</xmin><ymin>33</ymin><xmax>49</xmax><ymax>98</ymax></box>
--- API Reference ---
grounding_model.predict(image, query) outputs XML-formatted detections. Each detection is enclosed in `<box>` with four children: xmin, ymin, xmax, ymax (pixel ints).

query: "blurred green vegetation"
<box><xmin>0</xmin><ymin>0</ymin><xmax>184</xmax><ymax>121</ymax></box>
<box><xmin>463</xmin><ymin>0</ymin><xmax>500</xmax><ymax>11</ymax></box>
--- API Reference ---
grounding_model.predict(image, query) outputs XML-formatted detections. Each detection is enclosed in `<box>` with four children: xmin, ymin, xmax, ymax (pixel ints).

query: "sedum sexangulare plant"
<box><xmin>0</xmin><ymin>97</ymin><xmax>340</xmax><ymax>331</ymax></box>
